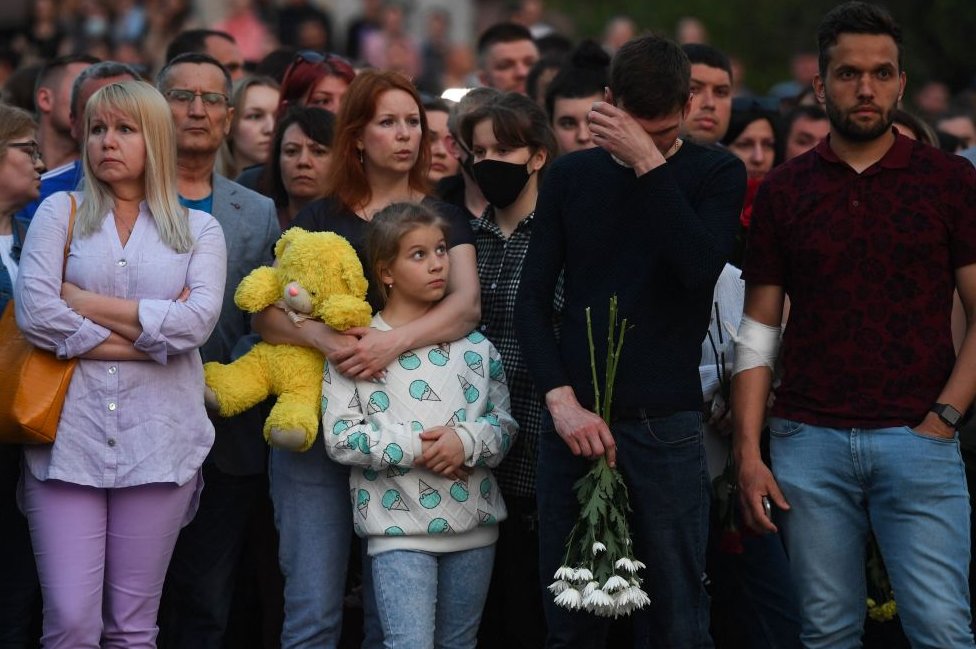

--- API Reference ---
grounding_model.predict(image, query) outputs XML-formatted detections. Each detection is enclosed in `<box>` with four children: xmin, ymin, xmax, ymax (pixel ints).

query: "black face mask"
<box><xmin>472</xmin><ymin>159</ymin><xmax>531</xmax><ymax>209</ymax></box>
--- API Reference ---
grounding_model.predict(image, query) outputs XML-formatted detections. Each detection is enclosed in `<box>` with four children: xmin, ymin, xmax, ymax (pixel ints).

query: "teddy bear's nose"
<box><xmin>288</xmin><ymin>286</ymin><xmax>299</xmax><ymax>296</ymax></box>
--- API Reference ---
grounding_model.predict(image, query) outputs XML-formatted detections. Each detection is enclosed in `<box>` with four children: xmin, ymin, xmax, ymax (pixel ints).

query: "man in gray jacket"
<box><xmin>155</xmin><ymin>52</ymin><xmax>281</xmax><ymax>648</ymax></box>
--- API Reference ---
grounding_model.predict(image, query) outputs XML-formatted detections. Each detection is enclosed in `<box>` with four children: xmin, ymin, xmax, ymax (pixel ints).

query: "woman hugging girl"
<box><xmin>322</xmin><ymin>201</ymin><xmax>516</xmax><ymax>649</ymax></box>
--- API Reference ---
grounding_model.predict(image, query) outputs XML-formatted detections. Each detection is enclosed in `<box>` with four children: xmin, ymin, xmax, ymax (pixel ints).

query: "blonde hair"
<box><xmin>78</xmin><ymin>80</ymin><xmax>192</xmax><ymax>253</ymax></box>
<box><xmin>0</xmin><ymin>104</ymin><xmax>37</xmax><ymax>161</ymax></box>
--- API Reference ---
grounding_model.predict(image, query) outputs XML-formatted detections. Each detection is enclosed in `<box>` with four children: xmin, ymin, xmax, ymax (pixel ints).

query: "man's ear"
<box><xmin>35</xmin><ymin>87</ymin><xmax>55</xmax><ymax>115</ymax></box>
<box><xmin>223</xmin><ymin>106</ymin><xmax>234</xmax><ymax>136</ymax></box>
<box><xmin>812</xmin><ymin>75</ymin><xmax>826</xmax><ymax>104</ymax></box>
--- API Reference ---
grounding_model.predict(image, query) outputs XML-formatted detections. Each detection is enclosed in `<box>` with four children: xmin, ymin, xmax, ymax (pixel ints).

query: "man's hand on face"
<box><xmin>588</xmin><ymin>101</ymin><xmax>664</xmax><ymax>170</ymax></box>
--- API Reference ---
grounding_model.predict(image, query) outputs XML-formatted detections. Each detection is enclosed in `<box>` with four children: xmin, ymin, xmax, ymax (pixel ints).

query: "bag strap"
<box><xmin>62</xmin><ymin>193</ymin><xmax>77</xmax><ymax>278</ymax></box>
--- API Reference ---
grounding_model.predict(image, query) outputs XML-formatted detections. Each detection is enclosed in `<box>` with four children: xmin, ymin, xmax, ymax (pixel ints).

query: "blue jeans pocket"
<box><xmin>767</xmin><ymin>417</ymin><xmax>804</xmax><ymax>438</ymax></box>
<box><xmin>904</xmin><ymin>425</ymin><xmax>959</xmax><ymax>444</ymax></box>
<box><xmin>641</xmin><ymin>411</ymin><xmax>701</xmax><ymax>445</ymax></box>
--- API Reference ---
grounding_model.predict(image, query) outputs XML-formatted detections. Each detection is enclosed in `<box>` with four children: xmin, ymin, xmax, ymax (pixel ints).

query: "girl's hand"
<box><xmin>332</xmin><ymin>327</ymin><xmax>400</xmax><ymax>381</ymax></box>
<box><xmin>417</xmin><ymin>426</ymin><xmax>465</xmax><ymax>478</ymax></box>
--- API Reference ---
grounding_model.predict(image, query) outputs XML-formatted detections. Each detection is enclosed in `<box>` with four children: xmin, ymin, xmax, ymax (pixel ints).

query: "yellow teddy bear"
<box><xmin>204</xmin><ymin>227</ymin><xmax>372</xmax><ymax>452</ymax></box>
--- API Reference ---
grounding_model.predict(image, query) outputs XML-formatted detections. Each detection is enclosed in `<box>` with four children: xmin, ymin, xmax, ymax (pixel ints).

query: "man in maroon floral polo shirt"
<box><xmin>732</xmin><ymin>2</ymin><xmax>976</xmax><ymax>648</ymax></box>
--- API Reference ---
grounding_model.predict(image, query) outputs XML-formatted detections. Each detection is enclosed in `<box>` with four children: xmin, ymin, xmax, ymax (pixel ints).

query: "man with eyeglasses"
<box><xmin>154</xmin><ymin>52</ymin><xmax>280</xmax><ymax>649</ymax></box>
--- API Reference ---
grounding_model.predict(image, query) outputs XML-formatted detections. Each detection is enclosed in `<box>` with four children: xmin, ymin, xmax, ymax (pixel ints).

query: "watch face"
<box><xmin>935</xmin><ymin>404</ymin><xmax>962</xmax><ymax>426</ymax></box>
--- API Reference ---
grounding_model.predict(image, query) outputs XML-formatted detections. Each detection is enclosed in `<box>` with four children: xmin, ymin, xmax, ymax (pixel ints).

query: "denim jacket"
<box><xmin>0</xmin><ymin>218</ymin><xmax>23</xmax><ymax>314</ymax></box>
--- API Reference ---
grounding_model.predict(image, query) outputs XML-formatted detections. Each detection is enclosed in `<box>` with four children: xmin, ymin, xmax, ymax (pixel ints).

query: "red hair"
<box><xmin>277</xmin><ymin>52</ymin><xmax>356</xmax><ymax>119</ymax></box>
<box><xmin>326</xmin><ymin>70</ymin><xmax>431</xmax><ymax>213</ymax></box>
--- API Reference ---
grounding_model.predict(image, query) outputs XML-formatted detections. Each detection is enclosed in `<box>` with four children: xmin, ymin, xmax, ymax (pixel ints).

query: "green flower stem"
<box><xmin>585</xmin><ymin>306</ymin><xmax>601</xmax><ymax>418</ymax></box>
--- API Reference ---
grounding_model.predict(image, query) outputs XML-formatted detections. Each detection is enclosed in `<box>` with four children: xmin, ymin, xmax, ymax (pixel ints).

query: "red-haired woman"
<box><xmin>276</xmin><ymin>50</ymin><xmax>356</xmax><ymax>117</ymax></box>
<box><xmin>253</xmin><ymin>69</ymin><xmax>479</xmax><ymax>648</ymax></box>
<box><xmin>236</xmin><ymin>50</ymin><xmax>356</xmax><ymax>191</ymax></box>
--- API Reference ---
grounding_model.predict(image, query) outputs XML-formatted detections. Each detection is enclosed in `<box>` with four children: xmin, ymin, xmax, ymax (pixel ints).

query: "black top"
<box><xmin>292</xmin><ymin>195</ymin><xmax>474</xmax><ymax>312</ymax></box>
<box><xmin>515</xmin><ymin>143</ymin><xmax>746</xmax><ymax>414</ymax></box>
<box><xmin>434</xmin><ymin>173</ymin><xmax>477</xmax><ymax>221</ymax></box>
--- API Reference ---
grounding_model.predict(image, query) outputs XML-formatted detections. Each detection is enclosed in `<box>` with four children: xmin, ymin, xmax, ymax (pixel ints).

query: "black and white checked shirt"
<box><xmin>473</xmin><ymin>207</ymin><xmax>563</xmax><ymax>498</ymax></box>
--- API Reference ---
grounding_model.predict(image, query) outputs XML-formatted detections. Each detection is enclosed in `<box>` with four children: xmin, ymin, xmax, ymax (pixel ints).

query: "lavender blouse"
<box><xmin>15</xmin><ymin>191</ymin><xmax>227</xmax><ymax>488</ymax></box>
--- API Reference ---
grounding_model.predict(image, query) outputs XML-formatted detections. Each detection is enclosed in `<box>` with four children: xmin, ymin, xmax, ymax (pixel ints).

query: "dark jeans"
<box><xmin>537</xmin><ymin>410</ymin><xmax>713</xmax><ymax>649</ymax></box>
<box><xmin>158</xmin><ymin>463</ymin><xmax>265</xmax><ymax>649</ymax></box>
<box><xmin>478</xmin><ymin>495</ymin><xmax>547</xmax><ymax>649</ymax></box>
<box><xmin>0</xmin><ymin>446</ymin><xmax>40</xmax><ymax>649</ymax></box>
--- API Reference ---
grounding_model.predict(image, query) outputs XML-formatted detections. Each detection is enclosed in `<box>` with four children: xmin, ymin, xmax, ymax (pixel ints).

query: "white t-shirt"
<box><xmin>0</xmin><ymin>233</ymin><xmax>16</xmax><ymax>287</ymax></box>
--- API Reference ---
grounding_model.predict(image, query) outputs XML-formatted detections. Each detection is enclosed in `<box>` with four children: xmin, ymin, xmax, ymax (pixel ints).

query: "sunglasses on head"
<box><xmin>293</xmin><ymin>50</ymin><xmax>355</xmax><ymax>75</ymax></box>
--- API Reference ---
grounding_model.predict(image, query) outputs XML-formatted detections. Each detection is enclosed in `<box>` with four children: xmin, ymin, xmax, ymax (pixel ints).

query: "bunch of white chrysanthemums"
<box><xmin>549</xmin><ymin>542</ymin><xmax>650</xmax><ymax>617</ymax></box>
<box><xmin>548</xmin><ymin>298</ymin><xmax>650</xmax><ymax>618</ymax></box>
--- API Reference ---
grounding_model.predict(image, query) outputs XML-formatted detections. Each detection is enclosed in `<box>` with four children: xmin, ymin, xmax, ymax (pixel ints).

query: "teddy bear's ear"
<box><xmin>274</xmin><ymin>227</ymin><xmax>309</xmax><ymax>260</ymax></box>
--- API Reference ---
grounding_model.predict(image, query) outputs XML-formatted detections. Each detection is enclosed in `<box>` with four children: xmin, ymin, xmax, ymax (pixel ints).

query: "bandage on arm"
<box><xmin>730</xmin><ymin>315</ymin><xmax>782</xmax><ymax>376</ymax></box>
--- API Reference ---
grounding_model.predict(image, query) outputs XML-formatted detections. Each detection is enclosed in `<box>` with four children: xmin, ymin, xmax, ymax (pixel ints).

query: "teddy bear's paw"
<box><xmin>204</xmin><ymin>385</ymin><xmax>220</xmax><ymax>412</ymax></box>
<box><xmin>269</xmin><ymin>427</ymin><xmax>312</xmax><ymax>452</ymax></box>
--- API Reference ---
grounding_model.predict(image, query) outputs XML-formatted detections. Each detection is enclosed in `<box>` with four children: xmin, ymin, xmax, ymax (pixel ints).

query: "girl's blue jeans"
<box><xmin>371</xmin><ymin>544</ymin><xmax>495</xmax><ymax>649</ymax></box>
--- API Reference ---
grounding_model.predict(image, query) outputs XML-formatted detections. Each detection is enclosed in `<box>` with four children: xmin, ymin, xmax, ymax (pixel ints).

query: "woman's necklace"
<box><xmin>115</xmin><ymin>213</ymin><xmax>137</xmax><ymax>236</ymax></box>
<box><xmin>357</xmin><ymin>190</ymin><xmax>425</xmax><ymax>222</ymax></box>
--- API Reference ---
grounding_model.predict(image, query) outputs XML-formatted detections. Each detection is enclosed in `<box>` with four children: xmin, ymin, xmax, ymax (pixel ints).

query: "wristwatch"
<box><xmin>931</xmin><ymin>403</ymin><xmax>963</xmax><ymax>429</ymax></box>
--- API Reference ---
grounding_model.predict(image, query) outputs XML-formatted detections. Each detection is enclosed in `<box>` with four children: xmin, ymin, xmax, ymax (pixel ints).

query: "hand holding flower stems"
<box><xmin>548</xmin><ymin>296</ymin><xmax>651</xmax><ymax>617</ymax></box>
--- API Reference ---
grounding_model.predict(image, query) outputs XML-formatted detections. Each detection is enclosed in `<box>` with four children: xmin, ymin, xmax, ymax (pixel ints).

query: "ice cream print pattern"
<box><xmin>322</xmin><ymin>317</ymin><xmax>518</xmax><ymax>549</ymax></box>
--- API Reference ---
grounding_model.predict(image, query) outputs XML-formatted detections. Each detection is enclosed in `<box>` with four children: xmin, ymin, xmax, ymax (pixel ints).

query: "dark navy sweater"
<box><xmin>515</xmin><ymin>143</ymin><xmax>746</xmax><ymax>414</ymax></box>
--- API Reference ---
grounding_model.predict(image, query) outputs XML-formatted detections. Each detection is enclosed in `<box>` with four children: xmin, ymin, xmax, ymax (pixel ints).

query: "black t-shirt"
<box><xmin>291</xmin><ymin>195</ymin><xmax>474</xmax><ymax>311</ymax></box>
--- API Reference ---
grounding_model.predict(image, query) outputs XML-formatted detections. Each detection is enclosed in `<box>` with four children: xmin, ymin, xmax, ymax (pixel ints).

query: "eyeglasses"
<box><xmin>164</xmin><ymin>89</ymin><xmax>230</xmax><ymax>109</ymax></box>
<box><xmin>8</xmin><ymin>140</ymin><xmax>42</xmax><ymax>163</ymax></box>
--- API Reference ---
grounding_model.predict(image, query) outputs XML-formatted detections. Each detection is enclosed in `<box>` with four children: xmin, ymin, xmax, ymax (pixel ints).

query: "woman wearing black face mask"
<box><xmin>460</xmin><ymin>93</ymin><xmax>556</xmax><ymax>236</ymax></box>
<box><xmin>458</xmin><ymin>91</ymin><xmax>559</xmax><ymax>647</ymax></box>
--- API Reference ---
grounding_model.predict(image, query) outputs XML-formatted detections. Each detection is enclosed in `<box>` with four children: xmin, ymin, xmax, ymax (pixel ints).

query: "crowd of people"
<box><xmin>1</xmin><ymin>1</ymin><xmax>976</xmax><ymax>649</ymax></box>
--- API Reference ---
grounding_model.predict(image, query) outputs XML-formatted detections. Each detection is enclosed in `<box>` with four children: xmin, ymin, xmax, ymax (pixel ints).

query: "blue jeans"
<box><xmin>271</xmin><ymin>438</ymin><xmax>376</xmax><ymax>649</ymax></box>
<box><xmin>537</xmin><ymin>410</ymin><xmax>713</xmax><ymax>648</ymax></box>
<box><xmin>371</xmin><ymin>545</ymin><xmax>495</xmax><ymax>649</ymax></box>
<box><xmin>769</xmin><ymin>418</ymin><xmax>976</xmax><ymax>649</ymax></box>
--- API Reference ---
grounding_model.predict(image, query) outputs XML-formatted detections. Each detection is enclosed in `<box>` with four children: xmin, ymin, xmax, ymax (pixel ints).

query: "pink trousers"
<box><xmin>22</xmin><ymin>472</ymin><xmax>197</xmax><ymax>649</ymax></box>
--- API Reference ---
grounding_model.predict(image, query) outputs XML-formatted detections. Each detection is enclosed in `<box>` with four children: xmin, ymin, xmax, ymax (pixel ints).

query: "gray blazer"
<box><xmin>203</xmin><ymin>173</ymin><xmax>281</xmax><ymax>476</ymax></box>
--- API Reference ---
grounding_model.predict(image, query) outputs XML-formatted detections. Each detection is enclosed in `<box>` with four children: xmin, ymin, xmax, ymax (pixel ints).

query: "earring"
<box><xmin>358</xmin><ymin>148</ymin><xmax>364</xmax><ymax>165</ymax></box>
<box><xmin>385</xmin><ymin>282</ymin><xmax>393</xmax><ymax>290</ymax></box>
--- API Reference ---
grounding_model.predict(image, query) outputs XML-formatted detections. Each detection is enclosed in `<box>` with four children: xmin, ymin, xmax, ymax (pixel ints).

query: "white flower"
<box><xmin>548</xmin><ymin>579</ymin><xmax>571</xmax><ymax>595</ymax></box>
<box><xmin>581</xmin><ymin>580</ymin><xmax>600</xmax><ymax>597</ymax></box>
<box><xmin>602</xmin><ymin>575</ymin><xmax>629</xmax><ymax>592</ymax></box>
<box><xmin>591</xmin><ymin>541</ymin><xmax>607</xmax><ymax>556</ymax></box>
<box><xmin>574</xmin><ymin>567</ymin><xmax>594</xmax><ymax>582</ymax></box>
<box><xmin>553</xmin><ymin>566</ymin><xmax>575</xmax><ymax>581</ymax></box>
<box><xmin>632</xmin><ymin>559</ymin><xmax>647</xmax><ymax>570</ymax></box>
<box><xmin>615</xmin><ymin>586</ymin><xmax>651</xmax><ymax>611</ymax></box>
<box><xmin>582</xmin><ymin>588</ymin><xmax>614</xmax><ymax>613</ymax></box>
<box><xmin>553</xmin><ymin>587</ymin><xmax>584</xmax><ymax>611</ymax></box>
<box><xmin>615</xmin><ymin>557</ymin><xmax>638</xmax><ymax>573</ymax></box>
